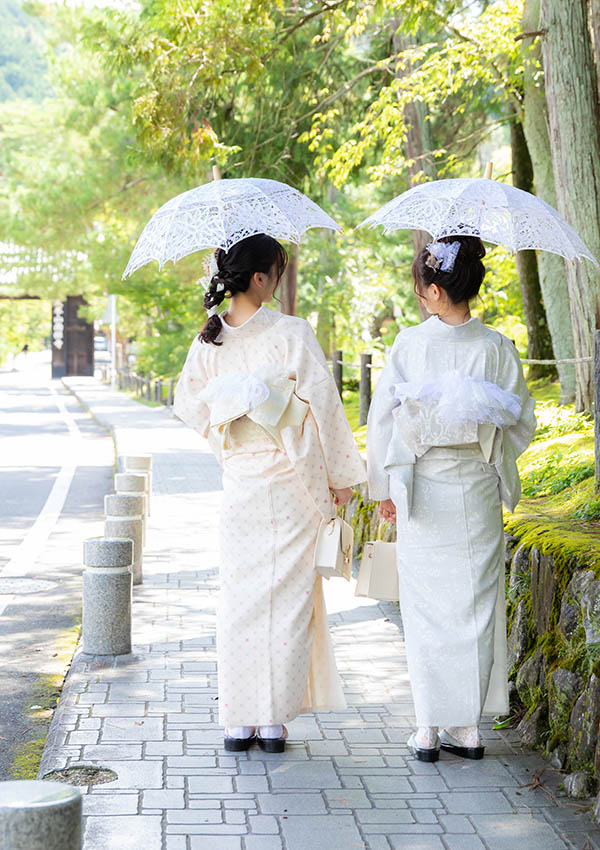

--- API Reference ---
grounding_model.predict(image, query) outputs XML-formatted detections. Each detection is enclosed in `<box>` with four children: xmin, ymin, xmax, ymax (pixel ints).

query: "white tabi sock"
<box><xmin>443</xmin><ymin>725</ymin><xmax>480</xmax><ymax>747</ymax></box>
<box><xmin>225</xmin><ymin>726</ymin><xmax>255</xmax><ymax>739</ymax></box>
<box><xmin>258</xmin><ymin>725</ymin><xmax>284</xmax><ymax>739</ymax></box>
<box><xmin>414</xmin><ymin>726</ymin><xmax>439</xmax><ymax>748</ymax></box>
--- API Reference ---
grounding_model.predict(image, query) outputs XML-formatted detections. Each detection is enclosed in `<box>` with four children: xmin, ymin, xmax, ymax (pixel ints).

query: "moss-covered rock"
<box><xmin>507</xmin><ymin>601</ymin><xmax>529</xmax><ymax>672</ymax></box>
<box><xmin>548</xmin><ymin>668</ymin><xmax>582</xmax><ymax>734</ymax></box>
<box><xmin>569</xmin><ymin>674</ymin><xmax>600</xmax><ymax>769</ymax></box>
<box><xmin>516</xmin><ymin>647</ymin><xmax>544</xmax><ymax>705</ymax></box>
<box><xmin>530</xmin><ymin>547</ymin><xmax>556</xmax><ymax>633</ymax></box>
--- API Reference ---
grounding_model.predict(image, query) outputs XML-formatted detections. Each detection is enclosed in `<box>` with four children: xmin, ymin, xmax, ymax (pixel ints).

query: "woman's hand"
<box><xmin>332</xmin><ymin>487</ymin><xmax>353</xmax><ymax>507</ymax></box>
<box><xmin>378</xmin><ymin>499</ymin><xmax>396</xmax><ymax>524</ymax></box>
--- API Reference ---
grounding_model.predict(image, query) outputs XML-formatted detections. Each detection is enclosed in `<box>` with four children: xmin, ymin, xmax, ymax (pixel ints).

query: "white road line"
<box><xmin>0</xmin><ymin>383</ymin><xmax>82</xmax><ymax>614</ymax></box>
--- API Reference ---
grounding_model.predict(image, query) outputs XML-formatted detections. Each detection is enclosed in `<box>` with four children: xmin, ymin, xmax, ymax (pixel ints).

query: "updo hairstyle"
<box><xmin>199</xmin><ymin>233</ymin><xmax>288</xmax><ymax>345</ymax></box>
<box><xmin>412</xmin><ymin>235</ymin><xmax>486</xmax><ymax>304</ymax></box>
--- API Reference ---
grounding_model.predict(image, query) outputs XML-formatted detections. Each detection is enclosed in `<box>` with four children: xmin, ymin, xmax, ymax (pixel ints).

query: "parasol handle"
<box><xmin>484</xmin><ymin>161</ymin><xmax>493</xmax><ymax>179</ymax></box>
<box><xmin>212</xmin><ymin>164</ymin><xmax>222</xmax><ymax>181</ymax></box>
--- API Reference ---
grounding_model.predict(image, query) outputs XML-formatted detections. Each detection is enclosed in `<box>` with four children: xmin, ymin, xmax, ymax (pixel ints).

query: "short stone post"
<box><xmin>359</xmin><ymin>353</ymin><xmax>372</xmax><ymax>426</ymax></box>
<box><xmin>168</xmin><ymin>378</ymin><xmax>175</xmax><ymax>407</ymax></box>
<box><xmin>0</xmin><ymin>780</ymin><xmax>82</xmax><ymax>850</ymax></box>
<box><xmin>145</xmin><ymin>377</ymin><xmax>151</xmax><ymax>401</ymax></box>
<box><xmin>82</xmin><ymin>537</ymin><xmax>132</xmax><ymax>656</ymax></box>
<box><xmin>120</xmin><ymin>454</ymin><xmax>152</xmax><ymax>516</ymax></box>
<box><xmin>115</xmin><ymin>471</ymin><xmax>148</xmax><ymax>543</ymax></box>
<box><xmin>104</xmin><ymin>494</ymin><xmax>144</xmax><ymax>585</ymax></box>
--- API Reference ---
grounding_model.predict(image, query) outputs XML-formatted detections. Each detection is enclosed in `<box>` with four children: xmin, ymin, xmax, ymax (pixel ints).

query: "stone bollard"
<box><xmin>115</xmin><ymin>471</ymin><xmax>148</xmax><ymax>542</ymax></box>
<box><xmin>0</xmin><ymin>780</ymin><xmax>82</xmax><ymax>850</ymax></box>
<box><xmin>104</xmin><ymin>494</ymin><xmax>144</xmax><ymax>585</ymax></box>
<box><xmin>82</xmin><ymin>538</ymin><xmax>132</xmax><ymax>656</ymax></box>
<box><xmin>120</xmin><ymin>454</ymin><xmax>152</xmax><ymax>516</ymax></box>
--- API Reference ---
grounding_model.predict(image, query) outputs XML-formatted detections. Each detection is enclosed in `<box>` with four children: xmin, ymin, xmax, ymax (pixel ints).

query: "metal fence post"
<box><xmin>333</xmin><ymin>349</ymin><xmax>343</xmax><ymax>398</ymax></box>
<box><xmin>359</xmin><ymin>353</ymin><xmax>372</xmax><ymax>426</ymax></box>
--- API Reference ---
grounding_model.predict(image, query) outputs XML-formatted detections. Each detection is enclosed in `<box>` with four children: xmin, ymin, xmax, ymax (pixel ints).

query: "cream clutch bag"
<box><xmin>314</xmin><ymin>517</ymin><xmax>353</xmax><ymax>581</ymax></box>
<box><xmin>355</xmin><ymin>541</ymin><xmax>398</xmax><ymax>601</ymax></box>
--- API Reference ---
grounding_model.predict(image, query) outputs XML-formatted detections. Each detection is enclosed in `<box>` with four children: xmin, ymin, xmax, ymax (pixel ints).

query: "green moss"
<box><xmin>11</xmin><ymin>740</ymin><xmax>47</xmax><ymax>780</ymax></box>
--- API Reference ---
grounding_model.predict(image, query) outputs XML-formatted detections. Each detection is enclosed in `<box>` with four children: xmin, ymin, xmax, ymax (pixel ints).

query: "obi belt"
<box><xmin>199</xmin><ymin>367</ymin><xmax>309</xmax><ymax>452</ymax></box>
<box><xmin>385</xmin><ymin>370</ymin><xmax>522</xmax><ymax>519</ymax></box>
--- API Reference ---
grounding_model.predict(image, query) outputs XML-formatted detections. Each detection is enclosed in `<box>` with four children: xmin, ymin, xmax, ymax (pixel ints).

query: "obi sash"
<box><xmin>199</xmin><ymin>367</ymin><xmax>309</xmax><ymax>452</ymax></box>
<box><xmin>385</xmin><ymin>371</ymin><xmax>522</xmax><ymax>520</ymax></box>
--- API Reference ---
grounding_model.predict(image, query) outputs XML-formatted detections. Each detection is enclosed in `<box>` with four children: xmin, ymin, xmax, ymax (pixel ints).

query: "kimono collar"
<box><xmin>219</xmin><ymin>305</ymin><xmax>280</xmax><ymax>339</ymax></box>
<box><xmin>424</xmin><ymin>315</ymin><xmax>486</xmax><ymax>339</ymax></box>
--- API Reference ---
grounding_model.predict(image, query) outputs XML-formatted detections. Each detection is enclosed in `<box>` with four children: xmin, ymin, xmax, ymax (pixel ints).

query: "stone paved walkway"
<box><xmin>40</xmin><ymin>377</ymin><xmax>600</xmax><ymax>850</ymax></box>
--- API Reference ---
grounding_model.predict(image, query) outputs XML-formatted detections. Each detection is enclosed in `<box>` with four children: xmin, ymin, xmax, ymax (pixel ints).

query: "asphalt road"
<box><xmin>0</xmin><ymin>352</ymin><xmax>113</xmax><ymax>779</ymax></box>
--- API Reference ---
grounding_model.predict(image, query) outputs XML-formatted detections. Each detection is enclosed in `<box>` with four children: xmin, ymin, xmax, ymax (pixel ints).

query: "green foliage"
<box><xmin>0</xmin><ymin>0</ymin><xmax>51</xmax><ymax>102</ymax></box>
<box><xmin>0</xmin><ymin>298</ymin><xmax>50</xmax><ymax>366</ymax></box>
<box><xmin>521</xmin><ymin>450</ymin><xmax>594</xmax><ymax>498</ymax></box>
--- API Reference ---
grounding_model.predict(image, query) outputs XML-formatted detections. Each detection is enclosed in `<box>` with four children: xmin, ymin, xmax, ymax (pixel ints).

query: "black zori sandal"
<box><xmin>256</xmin><ymin>726</ymin><xmax>288</xmax><ymax>753</ymax></box>
<box><xmin>224</xmin><ymin>731</ymin><xmax>256</xmax><ymax>752</ymax></box>
<box><xmin>439</xmin><ymin>730</ymin><xmax>485</xmax><ymax>760</ymax></box>
<box><xmin>407</xmin><ymin>732</ymin><xmax>440</xmax><ymax>763</ymax></box>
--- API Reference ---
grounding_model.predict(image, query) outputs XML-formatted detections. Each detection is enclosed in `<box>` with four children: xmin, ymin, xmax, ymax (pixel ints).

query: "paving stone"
<box><xmin>388</xmin><ymin>837</ymin><xmax>445</xmax><ymax>849</ymax></box>
<box><xmin>258</xmin><ymin>793</ymin><xmax>327</xmax><ymax>814</ymax></box>
<box><xmin>409</xmin><ymin>775</ymin><xmax>448</xmax><ymax>793</ymax></box>
<box><xmin>438</xmin><ymin>815</ymin><xmax>476</xmax><ymax>833</ymax></box>
<box><xmin>343</xmin><ymin>728</ymin><xmax>387</xmax><ymax>743</ymax></box>
<box><xmin>82</xmin><ymin>744</ymin><xmax>143</xmax><ymax>760</ymax></box>
<box><xmin>82</xmin><ymin>794</ymin><xmax>139</xmax><ymax>815</ymax></box>
<box><xmin>363</xmin><ymin>776</ymin><xmax>412</xmax><ymax>794</ymax></box>
<box><xmin>308</xmin><ymin>740</ymin><xmax>348</xmax><ymax>756</ymax></box>
<box><xmin>87</xmin><ymin>759</ymin><xmax>163</xmax><ymax>789</ymax></box>
<box><xmin>437</xmin><ymin>759</ymin><xmax>515</xmax><ymax>789</ymax></box>
<box><xmin>188</xmin><ymin>775</ymin><xmax>234</xmax><ymax>794</ymax></box>
<box><xmin>248</xmin><ymin>815</ymin><xmax>279</xmax><ymax>833</ymax></box>
<box><xmin>324</xmin><ymin>790</ymin><xmax>371</xmax><ymax>809</ymax></box>
<box><xmin>91</xmin><ymin>703</ymin><xmax>146</xmax><ymax>717</ymax></box>
<box><xmin>269</xmin><ymin>761</ymin><xmax>340</xmax><ymax>789</ymax></box>
<box><xmin>189</xmin><ymin>838</ymin><xmax>242</xmax><ymax>850</ymax></box>
<box><xmin>145</xmin><ymin>742</ymin><xmax>183</xmax><ymax>756</ymax></box>
<box><xmin>442</xmin><ymin>837</ymin><xmax>487</xmax><ymax>850</ymax></box>
<box><xmin>101</xmin><ymin>716</ymin><xmax>164</xmax><ymax>741</ymax></box>
<box><xmin>470</xmin><ymin>813</ymin><xmax>567</xmax><ymax>849</ymax></box>
<box><xmin>441</xmin><ymin>792</ymin><xmax>514</xmax><ymax>814</ymax></box>
<box><xmin>244</xmin><ymin>837</ymin><xmax>283</xmax><ymax>850</ymax></box>
<box><xmin>357</xmin><ymin>809</ymin><xmax>415</xmax><ymax>824</ymax></box>
<box><xmin>167</xmin><ymin>809</ymin><xmax>223</xmax><ymax>824</ymax></box>
<box><xmin>281</xmin><ymin>814</ymin><xmax>365</xmax><ymax>850</ymax></box>
<box><xmin>142</xmin><ymin>789</ymin><xmax>185</xmax><ymax>809</ymax></box>
<box><xmin>235</xmin><ymin>775</ymin><xmax>270</xmax><ymax>793</ymax></box>
<box><xmin>84</xmin><ymin>815</ymin><xmax>161</xmax><ymax>849</ymax></box>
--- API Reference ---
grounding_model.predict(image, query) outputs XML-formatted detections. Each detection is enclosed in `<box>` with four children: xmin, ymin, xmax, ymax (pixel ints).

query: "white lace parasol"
<box><xmin>358</xmin><ymin>177</ymin><xmax>597</xmax><ymax>264</ymax></box>
<box><xmin>123</xmin><ymin>178</ymin><xmax>341</xmax><ymax>278</ymax></box>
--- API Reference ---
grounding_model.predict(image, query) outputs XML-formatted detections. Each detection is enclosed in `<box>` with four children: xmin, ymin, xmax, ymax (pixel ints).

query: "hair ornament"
<box><xmin>425</xmin><ymin>240</ymin><xmax>461</xmax><ymax>273</ymax></box>
<box><xmin>208</xmin><ymin>255</ymin><xmax>219</xmax><ymax>278</ymax></box>
<box><xmin>207</xmin><ymin>305</ymin><xmax>220</xmax><ymax>318</ymax></box>
<box><xmin>215</xmin><ymin>282</ymin><xmax>225</xmax><ymax>292</ymax></box>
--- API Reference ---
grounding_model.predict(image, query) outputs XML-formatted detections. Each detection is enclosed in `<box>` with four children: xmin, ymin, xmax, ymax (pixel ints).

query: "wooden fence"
<box><xmin>99</xmin><ymin>337</ymin><xmax>600</xmax><ymax>488</ymax></box>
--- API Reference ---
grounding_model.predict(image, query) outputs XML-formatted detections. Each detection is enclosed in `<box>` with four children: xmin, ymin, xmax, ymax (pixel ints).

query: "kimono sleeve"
<box><xmin>173</xmin><ymin>337</ymin><xmax>211</xmax><ymax>438</ymax></box>
<box><xmin>498</xmin><ymin>336</ymin><xmax>537</xmax><ymax>459</ymax></box>
<box><xmin>494</xmin><ymin>336</ymin><xmax>537</xmax><ymax>510</ymax></box>
<box><xmin>290</xmin><ymin>322</ymin><xmax>366</xmax><ymax>489</ymax></box>
<box><xmin>366</xmin><ymin>336</ymin><xmax>414</xmax><ymax>501</ymax></box>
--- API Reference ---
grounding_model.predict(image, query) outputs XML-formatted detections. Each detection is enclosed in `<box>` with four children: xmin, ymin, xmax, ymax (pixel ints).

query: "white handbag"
<box><xmin>314</xmin><ymin>517</ymin><xmax>354</xmax><ymax>581</ymax></box>
<box><xmin>355</xmin><ymin>541</ymin><xmax>398</xmax><ymax>601</ymax></box>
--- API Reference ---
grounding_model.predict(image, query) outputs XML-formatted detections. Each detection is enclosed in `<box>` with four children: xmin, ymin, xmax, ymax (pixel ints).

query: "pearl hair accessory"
<box><xmin>425</xmin><ymin>241</ymin><xmax>461</xmax><ymax>273</ymax></box>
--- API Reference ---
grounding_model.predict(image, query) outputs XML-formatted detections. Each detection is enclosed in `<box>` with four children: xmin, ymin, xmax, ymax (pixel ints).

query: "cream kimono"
<box><xmin>174</xmin><ymin>306</ymin><xmax>366</xmax><ymax>726</ymax></box>
<box><xmin>367</xmin><ymin>316</ymin><xmax>536</xmax><ymax>727</ymax></box>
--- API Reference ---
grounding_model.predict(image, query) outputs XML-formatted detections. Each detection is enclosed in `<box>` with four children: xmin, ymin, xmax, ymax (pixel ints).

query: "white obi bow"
<box><xmin>390</xmin><ymin>370</ymin><xmax>521</xmax><ymax>461</ymax></box>
<box><xmin>385</xmin><ymin>370</ymin><xmax>522</xmax><ymax>521</ymax></box>
<box><xmin>199</xmin><ymin>366</ymin><xmax>309</xmax><ymax>450</ymax></box>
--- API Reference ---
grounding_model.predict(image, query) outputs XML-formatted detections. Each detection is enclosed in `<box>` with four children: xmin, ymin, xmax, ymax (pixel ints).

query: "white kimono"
<box><xmin>367</xmin><ymin>316</ymin><xmax>536</xmax><ymax>727</ymax></box>
<box><xmin>174</xmin><ymin>306</ymin><xmax>366</xmax><ymax>726</ymax></box>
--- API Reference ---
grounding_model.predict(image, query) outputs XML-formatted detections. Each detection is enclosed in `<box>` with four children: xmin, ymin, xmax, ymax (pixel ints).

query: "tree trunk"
<box><xmin>588</xmin><ymin>0</ymin><xmax>600</xmax><ymax>98</ymax></box>
<box><xmin>510</xmin><ymin>115</ymin><xmax>556</xmax><ymax>380</ymax></box>
<box><xmin>280</xmin><ymin>243</ymin><xmax>298</xmax><ymax>315</ymax></box>
<box><xmin>394</xmin><ymin>29</ymin><xmax>436</xmax><ymax>322</ymax></box>
<box><xmin>521</xmin><ymin>0</ymin><xmax>576</xmax><ymax>402</ymax></box>
<box><xmin>540</xmin><ymin>0</ymin><xmax>600</xmax><ymax>410</ymax></box>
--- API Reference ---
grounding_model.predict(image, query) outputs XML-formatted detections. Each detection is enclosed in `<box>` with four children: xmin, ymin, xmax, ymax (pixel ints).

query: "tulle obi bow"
<box><xmin>390</xmin><ymin>370</ymin><xmax>521</xmax><ymax>460</ymax></box>
<box><xmin>199</xmin><ymin>366</ymin><xmax>309</xmax><ymax>450</ymax></box>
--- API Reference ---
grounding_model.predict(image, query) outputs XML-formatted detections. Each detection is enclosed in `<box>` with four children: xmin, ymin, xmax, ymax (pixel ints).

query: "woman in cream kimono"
<box><xmin>367</xmin><ymin>236</ymin><xmax>536</xmax><ymax>762</ymax></box>
<box><xmin>174</xmin><ymin>234</ymin><xmax>365</xmax><ymax>752</ymax></box>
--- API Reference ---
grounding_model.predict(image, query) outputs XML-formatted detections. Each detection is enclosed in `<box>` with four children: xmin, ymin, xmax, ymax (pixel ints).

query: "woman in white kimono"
<box><xmin>367</xmin><ymin>236</ymin><xmax>536</xmax><ymax>762</ymax></box>
<box><xmin>174</xmin><ymin>234</ymin><xmax>366</xmax><ymax>753</ymax></box>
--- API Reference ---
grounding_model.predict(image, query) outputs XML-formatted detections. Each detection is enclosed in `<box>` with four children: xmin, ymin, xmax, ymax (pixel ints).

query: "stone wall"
<box><xmin>343</xmin><ymin>486</ymin><xmax>600</xmax><ymax>805</ymax></box>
